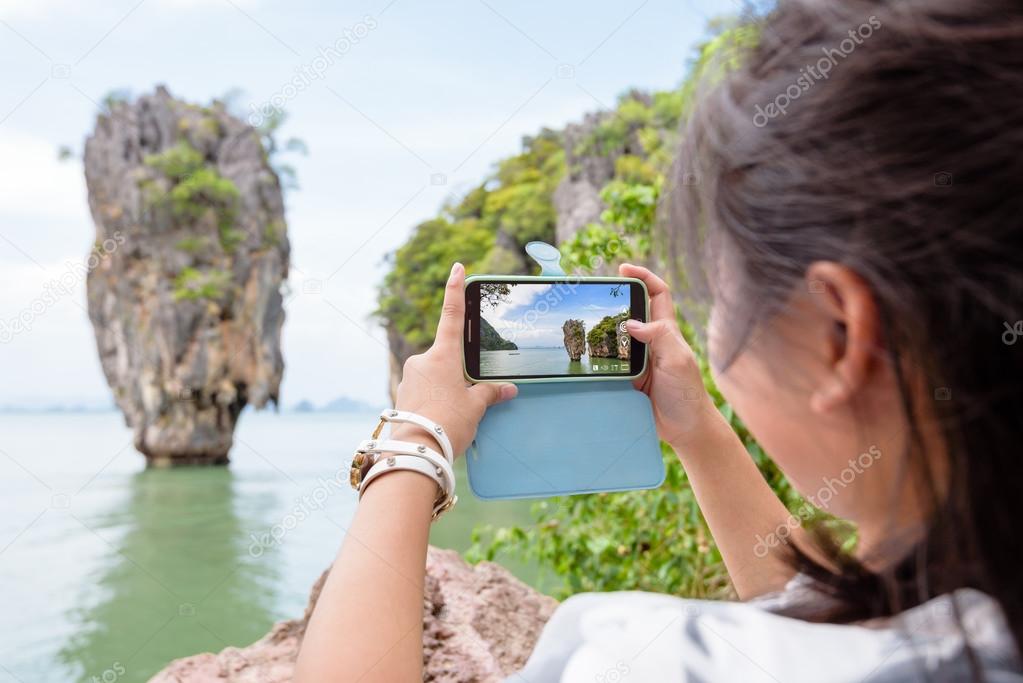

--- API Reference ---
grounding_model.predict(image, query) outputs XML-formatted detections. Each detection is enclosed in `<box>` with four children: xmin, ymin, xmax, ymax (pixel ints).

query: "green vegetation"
<box><xmin>377</xmin><ymin>131</ymin><xmax>564</xmax><ymax>350</ymax></box>
<box><xmin>263</xmin><ymin>218</ymin><xmax>286</xmax><ymax>248</ymax></box>
<box><xmin>251</xmin><ymin>107</ymin><xmax>308</xmax><ymax>191</ymax></box>
<box><xmin>479</xmin><ymin>282</ymin><xmax>512</xmax><ymax>310</ymax></box>
<box><xmin>175</xmin><ymin>236</ymin><xmax>210</xmax><ymax>254</ymax></box>
<box><xmin>172</xmin><ymin>267</ymin><xmax>231</xmax><ymax>302</ymax></box>
<box><xmin>102</xmin><ymin>88</ymin><xmax>132</xmax><ymax>114</ymax></box>
<box><xmin>479</xmin><ymin>318</ymin><xmax>517</xmax><ymax>351</ymax></box>
<box><xmin>586</xmin><ymin>312</ymin><xmax>628</xmax><ymax>358</ymax></box>
<box><xmin>142</xmin><ymin>140</ymin><xmax>243</xmax><ymax>253</ymax></box>
<box><xmin>382</xmin><ymin>20</ymin><xmax>849</xmax><ymax>600</ymax></box>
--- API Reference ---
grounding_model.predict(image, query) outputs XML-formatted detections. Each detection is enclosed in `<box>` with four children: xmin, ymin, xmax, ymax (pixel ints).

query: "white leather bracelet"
<box><xmin>379</xmin><ymin>409</ymin><xmax>454</xmax><ymax>464</ymax></box>
<box><xmin>355</xmin><ymin>439</ymin><xmax>455</xmax><ymax>496</ymax></box>
<box><xmin>359</xmin><ymin>455</ymin><xmax>457</xmax><ymax>519</ymax></box>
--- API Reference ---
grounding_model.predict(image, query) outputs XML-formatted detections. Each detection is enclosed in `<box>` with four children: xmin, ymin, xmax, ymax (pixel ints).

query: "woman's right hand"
<box><xmin>619</xmin><ymin>264</ymin><xmax>726</xmax><ymax>454</ymax></box>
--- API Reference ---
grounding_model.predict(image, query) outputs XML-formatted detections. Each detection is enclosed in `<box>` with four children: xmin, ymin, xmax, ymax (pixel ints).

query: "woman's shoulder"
<box><xmin>511</xmin><ymin>586</ymin><xmax>1021</xmax><ymax>682</ymax></box>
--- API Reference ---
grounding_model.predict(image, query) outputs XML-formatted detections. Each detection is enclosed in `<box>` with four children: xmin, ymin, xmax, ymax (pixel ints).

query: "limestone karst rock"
<box><xmin>84</xmin><ymin>86</ymin><xmax>289</xmax><ymax>465</ymax></box>
<box><xmin>588</xmin><ymin>335</ymin><xmax>613</xmax><ymax>358</ymax></box>
<box><xmin>563</xmin><ymin>319</ymin><xmax>585</xmax><ymax>360</ymax></box>
<box><xmin>554</xmin><ymin>111</ymin><xmax>616</xmax><ymax>246</ymax></box>
<box><xmin>480</xmin><ymin>316</ymin><xmax>517</xmax><ymax>351</ymax></box>
<box><xmin>553</xmin><ymin>90</ymin><xmax>653</xmax><ymax>274</ymax></box>
<box><xmin>588</xmin><ymin>312</ymin><xmax>629</xmax><ymax>359</ymax></box>
<box><xmin>149</xmin><ymin>547</ymin><xmax>557</xmax><ymax>682</ymax></box>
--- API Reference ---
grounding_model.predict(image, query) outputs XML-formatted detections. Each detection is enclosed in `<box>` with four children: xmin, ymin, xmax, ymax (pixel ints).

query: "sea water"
<box><xmin>0</xmin><ymin>411</ymin><xmax>536</xmax><ymax>682</ymax></box>
<box><xmin>481</xmin><ymin>348</ymin><xmax>628</xmax><ymax>377</ymax></box>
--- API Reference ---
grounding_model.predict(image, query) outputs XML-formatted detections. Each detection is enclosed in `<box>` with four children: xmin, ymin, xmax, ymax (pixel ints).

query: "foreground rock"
<box><xmin>84</xmin><ymin>86</ymin><xmax>289</xmax><ymax>465</ymax></box>
<box><xmin>150</xmin><ymin>547</ymin><xmax>556</xmax><ymax>682</ymax></box>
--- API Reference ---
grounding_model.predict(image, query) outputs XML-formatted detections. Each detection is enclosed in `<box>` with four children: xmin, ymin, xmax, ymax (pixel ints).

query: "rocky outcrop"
<box><xmin>553</xmin><ymin>111</ymin><xmax>616</xmax><ymax>246</ymax></box>
<box><xmin>553</xmin><ymin>91</ymin><xmax>652</xmax><ymax>249</ymax></box>
<box><xmin>480</xmin><ymin>317</ymin><xmax>517</xmax><ymax>351</ymax></box>
<box><xmin>588</xmin><ymin>336</ymin><xmax>613</xmax><ymax>359</ymax></box>
<box><xmin>149</xmin><ymin>547</ymin><xmax>557</xmax><ymax>682</ymax></box>
<box><xmin>617</xmin><ymin>324</ymin><xmax>631</xmax><ymax>360</ymax></box>
<box><xmin>563</xmin><ymin>319</ymin><xmax>585</xmax><ymax>360</ymax></box>
<box><xmin>83</xmin><ymin>86</ymin><xmax>289</xmax><ymax>465</ymax></box>
<box><xmin>588</xmin><ymin>312</ymin><xmax>629</xmax><ymax>359</ymax></box>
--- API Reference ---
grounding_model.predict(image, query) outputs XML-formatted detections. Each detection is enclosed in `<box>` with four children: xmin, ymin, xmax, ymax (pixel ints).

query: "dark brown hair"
<box><xmin>667</xmin><ymin>0</ymin><xmax>1023</xmax><ymax>665</ymax></box>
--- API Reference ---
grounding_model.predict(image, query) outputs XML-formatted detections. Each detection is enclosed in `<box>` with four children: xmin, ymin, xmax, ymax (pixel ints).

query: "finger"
<box><xmin>619</xmin><ymin>263</ymin><xmax>670</xmax><ymax>297</ymax></box>
<box><xmin>470</xmin><ymin>382</ymin><xmax>518</xmax><ymax>408</ymax></box>
<box><xmin>433</xmin><ymin>262</ymin><xmax>466</xmax><ymax>349</ymax></box>
<box><xmin>625</xmin><ymin>318</ymin><xmax>682</xmax><ymax>349</ymax></box>
<box><xmin>619</xmin><ymin>263</ymin><xmax>674</xmax><ymax>322</ymax></box>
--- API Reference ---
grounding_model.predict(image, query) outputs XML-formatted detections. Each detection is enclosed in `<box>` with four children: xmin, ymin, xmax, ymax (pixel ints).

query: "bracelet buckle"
<box><xmin>349</xmin><ymin>417</ymin><xmax>386</xmax><ymax>489</ymax></box>
<box><xmin>432</xmin><ymin>493</ymin><xmax>458</xmax><ymax>520</ymax></box>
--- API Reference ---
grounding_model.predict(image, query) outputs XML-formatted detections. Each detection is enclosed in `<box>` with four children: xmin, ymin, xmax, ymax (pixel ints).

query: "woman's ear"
<box><xmin>804</xmin><ymin>261</ymin><xmax>882</xmax><ymax>414</ymax></box>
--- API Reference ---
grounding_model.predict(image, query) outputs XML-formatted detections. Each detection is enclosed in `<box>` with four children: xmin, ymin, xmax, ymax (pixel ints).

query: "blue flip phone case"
<box><xmin>466</xmin><ymin>242</ymin><xmax>666</xmax><ymax>500</ymax></box>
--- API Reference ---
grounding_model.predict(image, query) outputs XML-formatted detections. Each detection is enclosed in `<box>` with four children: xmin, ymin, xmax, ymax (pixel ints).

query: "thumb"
<box><xmin>625</xmin><ymin>318</ymin><xmax>679</xmax><ymax>347</ymax></box>
<box><xmin>470</xmin><ymin>382</ymin><xmax>518</xmax><ymax>408</ymax></box>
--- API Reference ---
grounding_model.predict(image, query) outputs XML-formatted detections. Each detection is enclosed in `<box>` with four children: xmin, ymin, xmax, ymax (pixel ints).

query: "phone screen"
<box><xmin>463</xmin><ymin>278</ymin><xmax>647</xmax><ymax>381</ymax></box>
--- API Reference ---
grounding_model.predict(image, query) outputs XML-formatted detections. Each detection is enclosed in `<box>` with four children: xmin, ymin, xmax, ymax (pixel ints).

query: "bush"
<box><xmin>377</xmin><ymin>132</ymin><xmax>564</xmax><ymax>351</ymax></box>
<box><xmin>172</xmin><ymin>267</ymin><xmax>231</xmax><ymax>302</ymax></box>
<box><xmin>143</xmin><ymin>140</ymin><xmax>243</xmax><ymax>253</ymax></box>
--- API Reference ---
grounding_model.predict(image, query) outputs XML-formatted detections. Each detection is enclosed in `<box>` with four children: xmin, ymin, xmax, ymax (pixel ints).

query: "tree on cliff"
<box><xmin>376</xmin><ymin>132</ymin><xmax>563</xmax><ymax>399</ymax></box>
<box><xmin>84</xmin><ymin>86</ymin><xmax>290</xmax><ymax>465</ymax></box>
<box><xmin>587</xmin><ymin>313</ymin><xmax>628</xmax><ymax>358</ymax></box>
<box><xmin>479</xmin><ymin>282</ymin><xmax>513</xmax><ymax>311</ymax></box>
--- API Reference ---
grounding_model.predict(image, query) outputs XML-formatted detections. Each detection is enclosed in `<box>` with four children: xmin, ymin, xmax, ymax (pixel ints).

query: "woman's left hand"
<box><xmin>393</xmin><ymin>262</ymin><xmax>518</xmax><ymax>456</ymax></box>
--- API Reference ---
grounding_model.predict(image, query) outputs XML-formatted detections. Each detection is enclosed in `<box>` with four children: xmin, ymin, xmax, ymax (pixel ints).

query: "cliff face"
<box><xmin>479</xmin><ymin>317</ymin><xmax>517</xmax><ymax>351</ymax></box>
<box><xmin>588</xmin><ymin>312</ymin><xmax>629</xmax><ymax>359</ymax></box>
<box><xmin>552</xmin><ymin>90</ymin><xmax>654</xmax><ymax>275</ymax></box>
<box><xmin>562</xmin><ymin>319</ymin><xmax>585</xmax><ymax>360</ymax></box>
<box><xmin>380</xmin><ymin>89</ymin><xmax>672</xmax><ymax>396</ymax></box>
<box><xmin>150</xmin><ymin>547</ymin><xmax>557</xmax><ymax>682</ymax></box>
<box><xmin>84</xmin><ymin>86</ymin><xmax>290</xmax><ymax>465</ymax></box>
<box><xmin>553</xmin><ymin>111</ymin><xmax>616</xmax><ymax>246</ymax></box>
<box><xmin>617</xmin><ymin>325</ymin><xmax>631</xmax><ymax>360</ymax></box>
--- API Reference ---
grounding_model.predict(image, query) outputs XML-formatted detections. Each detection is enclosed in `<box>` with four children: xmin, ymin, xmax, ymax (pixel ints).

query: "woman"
<box><xmin>296</xmin><ymin>0</ymin><xmax>1022</xmax><ymax>679</ymax></box>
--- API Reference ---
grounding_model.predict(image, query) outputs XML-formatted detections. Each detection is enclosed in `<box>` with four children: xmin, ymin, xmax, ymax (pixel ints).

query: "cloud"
<box><xmin>484</xmin><ymin>282</ymin><xmax>553</xmax><ymax>324</ymax></box>
<box><xmin>0</xmin><ymin>131</ymin><xmax>87</xmax><ymax>220</ymax></box>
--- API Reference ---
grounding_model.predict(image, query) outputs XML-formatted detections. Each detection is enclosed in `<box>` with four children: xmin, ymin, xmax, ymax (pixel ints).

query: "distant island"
<box><xmin>290</xmin><ymin>396</ymin><xmax>376</xmax><ymax>413</ymax></box>
<box><xmin>0</xmin><ymin>398</ymin><xmax>116</xmax><ymax>414</ymax></box>
<box><xmin>480</xmin><ymin>317</ymin><xmax>517</xmax><ymax>351</ymax></box>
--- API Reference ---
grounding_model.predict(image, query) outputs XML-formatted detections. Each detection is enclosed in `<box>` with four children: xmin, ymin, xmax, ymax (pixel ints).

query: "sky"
<box><xmin>484</xmin><ymin>282</ymin><xmax>629</xmax><ymax>348</ymax></box>
<box><xmin>0</xmin><ymin>0</ymin><xmax>734</xmax><ymax>408</ymax></box>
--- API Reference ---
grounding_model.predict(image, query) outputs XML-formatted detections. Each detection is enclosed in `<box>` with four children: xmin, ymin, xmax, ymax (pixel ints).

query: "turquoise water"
<box><xmin>481</xmin><ymin>348</ymin><xmax>629</xmax><ymax>377</ymax></box>
<box><xmin>0</xmin><ymin>412</ymin><xmax>536</xmax><ymax>682</ymax></box>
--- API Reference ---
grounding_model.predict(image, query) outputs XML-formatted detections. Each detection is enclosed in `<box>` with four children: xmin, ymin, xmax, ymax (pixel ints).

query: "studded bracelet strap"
<box><xmin>378</xmin><ymin>409</ymin><xmax>455</xmax><ymax>464</ymax></box>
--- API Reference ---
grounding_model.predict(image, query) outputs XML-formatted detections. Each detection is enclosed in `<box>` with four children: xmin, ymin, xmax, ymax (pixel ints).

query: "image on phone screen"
<box><xmin>464</xmin><ymin>279</ymin><xmax>646</xmax><ymax>380</ymax></box>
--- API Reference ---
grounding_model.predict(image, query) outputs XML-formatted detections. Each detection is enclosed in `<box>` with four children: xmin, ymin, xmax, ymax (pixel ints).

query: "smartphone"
<box><xmin>463</xmin><ymin>275</ymin><xmax>648</xmax><ymax>382</ymax></box>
